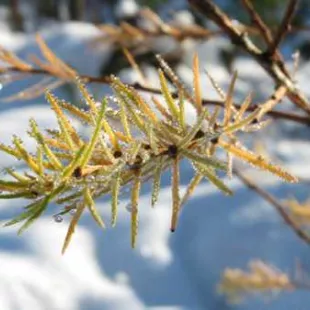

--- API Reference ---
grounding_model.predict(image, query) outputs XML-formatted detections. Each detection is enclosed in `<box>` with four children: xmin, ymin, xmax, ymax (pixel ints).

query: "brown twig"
<box><xmin>241</xmin><ymin>0</ymin><xmax>273</xmax><ymax>45</ymax></box>
<box><xmin>268</xmin><ymin>0</ymin><xmax>299</xmax><ymax>56</ymax></box>
<box><xmin>128</xmin><ymin>26</ymin><xmax>221</xmax><ymax>41</ymax></box>
<box><xmin>234</xmin><ymin>168</ymin><xmax>310</xmax><ymax>245</ymax></box>
<box><xmin>246</xmin><ymin>24</ymin><xmax>310</xmax><ymax>36</ymax></box>
<box><xmin>2</xmin><ymin>66</ymin><xmax>310</xmax><ymax>126</ymax></box>
<box><xmin>188</xmin><ymin>0</ymin><xmax>310</xmax><ymax>115</ymax></box>
<box><xmin>96</xmin><ymin>6</ymin><xmax>310</xmax><ymax>49</ymax></box>
<box><xmin>240</xmin><ymin>0</ymin><xmax>287</xmax><ymax>70</ymax></box>
<box><xmin>98</xmin><ymin>23</ymin><xmax>222</xmax><ymax>43</ymax></box>
<box><xmin>99</xmin><ymin>22</ymin><xmax>310</xmax><ymax>44</ymax></box>
<box><xmin>98</xmin><ymin>3</ymin><xmax>310</xmax><ymax>44</ymax></box>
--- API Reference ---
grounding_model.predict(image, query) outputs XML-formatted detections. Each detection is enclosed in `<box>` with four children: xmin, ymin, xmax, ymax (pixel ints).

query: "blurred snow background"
<box><xmin>0</xmin><ymin>0</ymin><xmax>310</xmax><ymax>309</ymax></box>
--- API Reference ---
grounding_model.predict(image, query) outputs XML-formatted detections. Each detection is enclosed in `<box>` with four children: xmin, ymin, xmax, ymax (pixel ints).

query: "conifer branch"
<box><xmin>0</xmin><ymin>59</ymin><xmax>299</xmax><ymax>252</ymax></box>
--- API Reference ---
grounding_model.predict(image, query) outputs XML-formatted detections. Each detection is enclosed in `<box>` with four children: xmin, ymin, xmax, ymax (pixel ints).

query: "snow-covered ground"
<box><xmin>1</xmin><ymin>9</ymin><xmax>310</xmax><ymax>310</ymax></box>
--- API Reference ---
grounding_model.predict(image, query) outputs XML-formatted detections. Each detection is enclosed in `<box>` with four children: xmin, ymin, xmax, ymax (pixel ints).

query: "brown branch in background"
<box><xmin>9</xmin><ymin>0</ymin><xmax>24</xmax><ymax>31</ymax></box>
<box><xmin>234</xmin><ymin>169</ymin><xmax>310</xmax><ymax>245</ymax></box>
<box><xmin>241</xmin><ymin>0</ymin><xmax>273</xmax><ymax>45</ymax></box>
<box><xmin>240</xmin><ymin>0</ymin><xmax>287</xmax><ymax>70</ymax></box>
<box><xmin>96</xmin><ymin>6</ymin><xmax>310</xmax><ymax>47</ymax></box>
<box><xmin>121</xmin><ymin>23</ymin><xmax>221</xmax><ymax>41</ymax></box>
<box><xmin>98</xmin><ymin>22</ymin><xmax>310</xmax><ymax>44</ymax></box>
<box><xmin>96</xmin><ymin>7</ymin><xmax>222</xmax><ymax>45</ymax></box>
<box><xmin>2</xmin><ymin>66</ymin><xmax>310</xmax><ymax>126</ymax></box>
<box><xmin>246</xmin><ymin>25</ymin><xmax>310</xmax><ymax>36</ymax></box>
<box><xmin>268</xmin><ymin>0</ymin><xmax>299</xmax><ymax>56</ymax></box>
<box><xmin>188</xmin><ymin>0</ymin><xmax>310</xmax><ymax>115</ymax></box>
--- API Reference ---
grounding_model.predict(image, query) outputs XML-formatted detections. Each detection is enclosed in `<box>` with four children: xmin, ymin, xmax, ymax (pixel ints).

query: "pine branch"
<box><xmin>0</xmin><ymin>39</ymin><xmax>301</xmax><ymax>253</ymax></box>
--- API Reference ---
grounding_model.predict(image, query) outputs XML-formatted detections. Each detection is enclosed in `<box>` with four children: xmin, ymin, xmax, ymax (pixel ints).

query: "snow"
<box><xmin>1</xmin><ymin>9</ymin><xmax>310</xmax><ymax>310</ymax></box>
<box><xmin>115</xmin><ymin>0</ymin><xmax>139</xmax><ymax>19</ymax></box>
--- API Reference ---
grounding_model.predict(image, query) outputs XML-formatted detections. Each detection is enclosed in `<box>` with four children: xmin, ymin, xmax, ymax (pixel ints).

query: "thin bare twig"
<box><xmin>269</xmin><ymin>0</ymin><xmax>299</xmax><ymax>56</ymax></box>
<box><xmin>241</xmin><ymin>0</ymin><xmax>273</xmax><ymax>45</ymax></box>
<box><xmin>188</xmin><ymin>0</ymin><xmax>310</xmax><ymax>115</ymax></box>
<box><xmin>98</xmin><ymin>21</ymin><xmax>310</xmax><ymax>44</ymax></box>
<box><xmin>240</xmin><ymin>0</ymin><xmax>288</xmax><ymax>72</ymax></box>
<box><xmin>234</xmin><ymin>168</ymin><xmax>310</xmax><ymax>245</ymax></box>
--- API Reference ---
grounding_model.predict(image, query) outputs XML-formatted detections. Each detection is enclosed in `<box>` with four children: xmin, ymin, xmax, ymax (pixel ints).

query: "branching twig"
<box><xmin>241</xmin><ymin>0</ymin><xmax>273</xmax><ymax>46</ymax></box>
<box><xmin>96</xmin><ymin>6</ymin><xmax>310</xmax><ymax>45</ymax></box>
<box><xmin>234</xmin><ymin>169</ymin><xmax>310</xmax><ymax>245</ymax></box>
<box><xmin>188</xmin><ymin>0</ymin><xmax>310</xmax><ymax>115</ymax></box>
<box><xmin>268</xmin><ymin>0</ymin><xmax>299</xmax><ymax>56</ymax></box>
<box><xmin>240</xmin><ymin>0</ymin><xmax>286</xmax><ymax>67</ymax></box>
